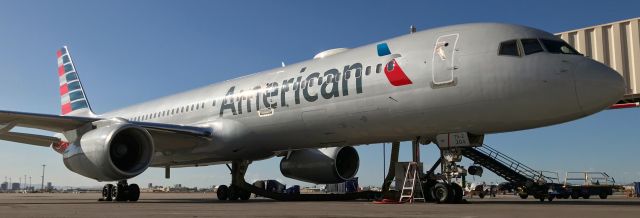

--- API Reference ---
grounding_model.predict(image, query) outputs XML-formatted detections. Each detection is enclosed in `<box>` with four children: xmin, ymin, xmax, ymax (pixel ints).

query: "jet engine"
<box><xmin>63</xmin><ymin>123</ymin><xmax>154</xmax><ymax>181</ymax></box>
<box><xmin>280</xmin><ymin>146</ymin><xmax>359</xmax><ymax>184</ymax></box>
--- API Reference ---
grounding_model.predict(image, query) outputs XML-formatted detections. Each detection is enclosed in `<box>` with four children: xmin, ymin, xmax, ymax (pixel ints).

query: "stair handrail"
<box><xmin>472</xmin><ymin>144</ymin><xmax>554</xmax><ymax>184</ymax></box>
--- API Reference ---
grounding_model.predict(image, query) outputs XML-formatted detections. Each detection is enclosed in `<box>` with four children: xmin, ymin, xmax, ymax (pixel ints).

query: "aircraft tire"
<box><xmin>599</xmin><ymin>193</ymin><xmax>608</xmax><ymax>199</ymax></box>
<box><xmin>519</xmin><ymin>193</ymin><xmax>528</xmax><ymax>199</ymax></box>
<box><xmin>102</xmin><ymin>184</ymin><xmax>114</xmax><ymax>201</ymax></box>
<box><xmin>239</xmin><ymin>189</ymin><xmax>251</xmax><ymax>201</ymax></box>
<box><xmin>113</xmin><ymin>183</ymin><xmax>129</xmax><ymax>202</ymax></box>
<box><xmin>449</xmin><ymin>183</ymin><xmax>463</xmax><ymax>203</ymax></box>
<box><xmin>128</xmin><ymin>184</ymin><xmax>140</xmax><ymax>202</ymax></box>
<box><xmin>217</xmin><ymin>185</ymin><xmax>229</xmax><ymax>201</ymax></box>
<box><xmin>228</xmin><ymin>185</ymin><xmax>240</xmax><ymax>201</ymax></box>
<box><xmin>432</xmin><ymin>183</ymin><xmax>452</xmax><ymax>203</ymax></box>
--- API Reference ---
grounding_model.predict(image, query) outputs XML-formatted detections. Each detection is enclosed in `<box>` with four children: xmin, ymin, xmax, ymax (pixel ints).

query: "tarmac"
<box><xmin>1</xmin><ymin>192</ymin><xmax>640</xmax><ymax>218</ymax></box>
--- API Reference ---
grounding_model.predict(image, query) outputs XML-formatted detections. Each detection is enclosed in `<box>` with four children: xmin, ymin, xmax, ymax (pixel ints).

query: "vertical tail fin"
<box><xmin>57</xmin><ymin>46</ymin><xmax>96</xmax><ymax>117</ymax></box>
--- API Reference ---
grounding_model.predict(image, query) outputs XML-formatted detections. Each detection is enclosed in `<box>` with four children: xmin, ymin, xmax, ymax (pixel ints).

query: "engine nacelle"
<box><xmin>63</xmin><ymin>123</ymin><xmax>154</xmax><ymax>181</ymax></box>
<box><xmin>280</xmin><ymin>146</ymin><xmax>359</xmax><ymax>184</ymax></box>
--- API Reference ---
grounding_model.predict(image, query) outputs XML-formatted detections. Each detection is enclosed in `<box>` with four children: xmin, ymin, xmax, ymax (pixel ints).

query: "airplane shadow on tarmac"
<box><xmin>5</xmin><ymin>197</ymin><xmax>640</xmax><ymax>206</ymax></box>
<box><xmin>469</xmin><ymin>200</ymin><xmax>640</xmax><ymax>206</ymax></box>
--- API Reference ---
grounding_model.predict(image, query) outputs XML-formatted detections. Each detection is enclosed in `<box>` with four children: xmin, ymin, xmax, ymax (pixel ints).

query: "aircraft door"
<box><xmin>431</xmin><ymin>34</ymin><xmax>459</xmax><ymax>86</ymax></box>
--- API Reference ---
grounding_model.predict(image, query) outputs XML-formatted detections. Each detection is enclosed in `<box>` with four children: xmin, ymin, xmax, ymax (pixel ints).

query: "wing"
<box><xmin>0</xmin><ymin>110</ymin><xmax>213</xmax><ymax>151</ymax></box>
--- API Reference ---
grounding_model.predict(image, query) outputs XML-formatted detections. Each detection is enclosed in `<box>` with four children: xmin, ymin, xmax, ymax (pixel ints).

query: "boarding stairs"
<box><xmin>460</xmin><ymin>144</ymin><xmax>554</xmax><ymax>186</ymax></box>
<box><xmin>399</xmin><ymin>162</ymin><xmax>426</xmax><ymax>203</ymax></box>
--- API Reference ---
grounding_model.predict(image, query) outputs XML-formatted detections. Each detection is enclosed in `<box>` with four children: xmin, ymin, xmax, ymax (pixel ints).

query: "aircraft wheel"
<box><xmin>432</xmin><ymin>183</ymin><xmax>452</xmax><ymax>203</ymax></box>
<box><xmin>239</xmin><ymin>189</ymin><xmax>251</xmax><ymax>201</ymax></box>
<box><xmin>582</xmin><ymin>194</ymin><xmax>590</xmax><ymax>199</ymax></box>
<box><xmin>478</xmin><ymin>192</ymin><xmax>485</xmax><ymax>199</ymax></box>
<box><xmin>217</xmin><ymin>185</ymin><xmax>229</xmax><ymax>201</ymax></box>
<box><xmin>113</xmin><ymin>183</ymin><xmax>129</xmax><ymax>202</ymax></box>
<box><xmin>102</xmin><ymin>184</ymin><xmax>114</xmax><ymax>201</ymax></box>
<box><xmin>128</xmin><ymin>184</ymin><xmax>140</xmax><ymax>202</ymax></box>
<box><xmin>571</xmin><ymin>192</ymin><xmax>580</xmax><ymax>199</ymax></box>
<box><xmin>228</xmin><ymin>185</ymin><xmax>240</xmax><ymax>201</ymax></box>
<box><xmin>449</xmin><ymin>183</ymin><xmax>463</xmax><ymax>203</ymax></box>
<box><xmin>547</xmin><ymin>196</ymin><xmax>554</xmax><ymax>202</ymax></box>
<box><xmin>599</xmin><ymin>193</ymin><xmax>608</xmax><ymax>199</ymax></box>
<box><xmin>519</xmin><ymin>193</ymin><xmax>528</xmax><ymax>199</ymax></box>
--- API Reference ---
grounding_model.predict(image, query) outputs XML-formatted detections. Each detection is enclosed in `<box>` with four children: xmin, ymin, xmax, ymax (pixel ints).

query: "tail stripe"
<box><xmin>59</xmin><ymin>84</ymin><xmax>68</xmax><ymax>95</ymax></box>
<box><xmin>56</xmin><ymin>46</ymin><xmax>92</xmax><ymax>116</ymax></box>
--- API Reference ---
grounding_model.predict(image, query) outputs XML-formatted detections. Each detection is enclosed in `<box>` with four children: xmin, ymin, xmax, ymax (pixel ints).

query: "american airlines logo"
<box><xmin>219</xmin><ymin>42</ymin><xmax>412</xmax><ymax>117</ymax></box>
<box><xmin>377</xmin><ymin>43</ymin><xmax>413</xmax><ymax>86</ymax></box>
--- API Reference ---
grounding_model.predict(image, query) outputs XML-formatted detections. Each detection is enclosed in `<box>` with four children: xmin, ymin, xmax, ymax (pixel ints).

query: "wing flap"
<box><xmin>0</xmin><ymin>110</ymin><xmax>213</xmax><ymax>153</ymax></box>
<box><xmin>0</xmin><ymin>110</ymin><xmax>97</xmax><ymax>132</ymax></box>
<box><xmin>0</xmin><ymin>132</ymin><xmax>60</xmax><ymax>147</ymax></box>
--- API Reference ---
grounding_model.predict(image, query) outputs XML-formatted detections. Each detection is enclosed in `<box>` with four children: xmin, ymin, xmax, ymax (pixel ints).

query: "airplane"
<box><xmin>0</xmin><ymin>23</ymin><xmax>625</xmax><ymax>203</ymax></box>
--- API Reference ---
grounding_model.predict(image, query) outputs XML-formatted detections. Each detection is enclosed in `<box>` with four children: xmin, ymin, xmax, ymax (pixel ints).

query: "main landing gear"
<box><xmin>101</xmin><ymin>180</ymin><xmax>140</xmax><ymax>202</ymax></box>
<box><xmin>216</xmin><ymin>161</ymin><xmax>252</xmax><ymax>201</ymax></box>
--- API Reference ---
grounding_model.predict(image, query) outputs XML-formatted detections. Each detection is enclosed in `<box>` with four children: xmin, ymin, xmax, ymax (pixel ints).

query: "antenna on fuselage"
<box><xmin>410</xmin><ymin>25</ymin><xmax>416</xmax><ymax>34</ymax></box>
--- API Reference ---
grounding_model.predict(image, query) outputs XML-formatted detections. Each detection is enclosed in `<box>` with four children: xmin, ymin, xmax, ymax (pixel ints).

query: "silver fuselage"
<box><xmin>101</xmin><ymin>23</ymin><xmax>624</xmax><ymax>167</ymax></box>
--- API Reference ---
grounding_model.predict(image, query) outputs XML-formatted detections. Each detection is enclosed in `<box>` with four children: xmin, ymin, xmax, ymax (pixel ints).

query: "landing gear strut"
<box><xmin>101</xmin><ymin>180</ymin><xmax>140</xmax><ymax>202</ymax></box>
<box><xmin>216</xmin><ymin>161</ymin><xmax>252</xmax><ymax>201</ymax></box>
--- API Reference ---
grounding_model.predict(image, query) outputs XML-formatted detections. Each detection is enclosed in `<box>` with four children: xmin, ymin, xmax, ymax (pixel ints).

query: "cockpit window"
<box><xmin>498</xmin><ymin>40</ymin><xmax>520</xmax><ymax>56</ymax></box>
<box><xmin>521</xmin><ymin>38</ymin><xmax>544</xmax><ymax>55</ymax></box>
<box><xmin>540</xmin><ymin>39</ymin><xmax>580</xmax><ymax>55</ymax></box>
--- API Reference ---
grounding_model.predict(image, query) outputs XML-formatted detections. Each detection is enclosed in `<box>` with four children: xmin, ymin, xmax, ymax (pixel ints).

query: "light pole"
<box><xmin>41</xmin><ymin>165</ymin><xmax>46</xmax><ymax>192</ymax></box>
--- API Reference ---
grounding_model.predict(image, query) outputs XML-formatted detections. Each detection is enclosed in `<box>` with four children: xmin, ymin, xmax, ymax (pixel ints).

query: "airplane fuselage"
<box><xmin>100</xmin><ymin>23</ymin><xmax>624</xmax><ymax>167</ymax></box>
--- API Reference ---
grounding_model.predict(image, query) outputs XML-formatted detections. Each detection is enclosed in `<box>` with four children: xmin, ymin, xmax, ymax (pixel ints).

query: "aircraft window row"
<box><xmin>498</xmin><ymin>38</ymin><xmax>580</xmax><ymax>57</ymax></box>
<box><xmin>129</xmin><ymin>102</ymin><xmax>207</xmax><ymax>122</ymax></box>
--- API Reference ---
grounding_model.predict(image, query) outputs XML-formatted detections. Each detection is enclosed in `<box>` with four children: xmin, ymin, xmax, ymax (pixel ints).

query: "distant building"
<box><xmin>1</xmin><ymin>182</ymin><xmax>7</xmax><ymax>190</ymax></box>
<box><xmin>46</xmin><ymin>182</ymin><xmax>53</xmax><ymax>191</ymax></box>
<box><xmin>11</xmin><ymin>183</ymin><xmax>20</xmax><ymax>190</ymax></box>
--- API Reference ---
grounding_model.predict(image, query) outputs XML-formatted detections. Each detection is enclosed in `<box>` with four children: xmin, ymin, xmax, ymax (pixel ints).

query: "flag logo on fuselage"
<box><xmin>377</xmin><ymin>43</ymin><xmax>413</xmax><ymax>86</ymax></box>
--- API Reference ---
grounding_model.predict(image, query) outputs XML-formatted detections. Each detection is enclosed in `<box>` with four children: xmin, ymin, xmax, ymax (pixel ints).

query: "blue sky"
<box><xmin>1</xmin><ymin>0</ymin><xmax>639</xmax><ymax>188</ymax></box>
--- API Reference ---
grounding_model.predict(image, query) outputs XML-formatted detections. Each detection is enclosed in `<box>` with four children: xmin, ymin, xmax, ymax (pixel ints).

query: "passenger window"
<box><xmin>540</xmin><ymin>39</ymin><xmax>580</xmax><ymax>55</ymax></box>
<box><xmin>345</xmin><ymin>71</ymin><xmax>351</xmax><ymax>79</ymax></box>
<box><xmin>498</xmin><ymin>40</ymin><xmax>520</xmax><ymax>56</ymax></box>
<box><xmin>326</xmin><ymin>74</ymin><xmax>333</xmax><ymax>83</ymax></box>
<box><xmin>521</xmin><ymin>39</ymin><xmax>544</xmax><ymax>55</ymax></box>
<box><xmin>376</xmin><ymin>64</ymin><xmax>382</xmax><ymax>73</ymax></box>
<box><xmin>365</xmin><ymin>66</ymin><xmax>371</xmax><ymax>76</ymax></box>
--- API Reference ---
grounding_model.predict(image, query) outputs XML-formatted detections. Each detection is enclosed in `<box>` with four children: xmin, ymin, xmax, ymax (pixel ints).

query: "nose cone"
<box><xmin>574</xmin><ymin>59</ymin><xmax>625</xmax><ymax>115</ymax></box>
